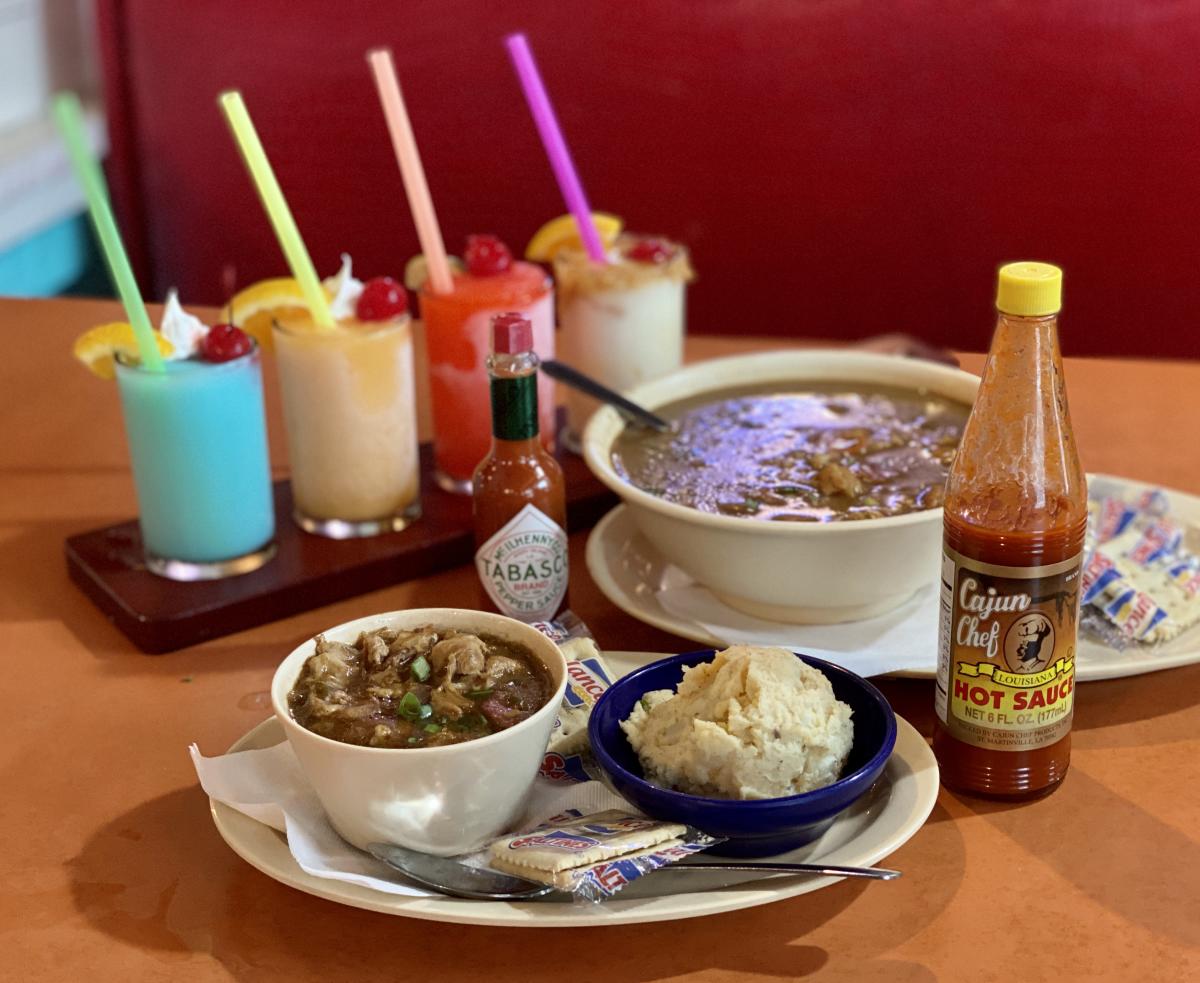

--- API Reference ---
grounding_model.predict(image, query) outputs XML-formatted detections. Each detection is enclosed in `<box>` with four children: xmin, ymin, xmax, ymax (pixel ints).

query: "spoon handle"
<box><xmin>680</xmin><ymin>862</ymin><xmax>900</xmax><ymax>880</ymax></box>
<box><xmin>540</xmin><ymin>359</ymin><xmax>672</xmax><ymax>433</ymax></box>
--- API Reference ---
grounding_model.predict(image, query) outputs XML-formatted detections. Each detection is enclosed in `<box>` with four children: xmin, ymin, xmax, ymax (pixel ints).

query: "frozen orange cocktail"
<box><xmin>233</xmin><ymin>260</ymin><xmax>421</xmax><ymax>537</ymax></box>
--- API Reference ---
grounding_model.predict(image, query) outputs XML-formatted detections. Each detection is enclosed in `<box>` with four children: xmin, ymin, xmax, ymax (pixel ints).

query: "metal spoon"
<box><xmin>368</xmin><ymin>842</ymin><xmax>900</xmax><ymax>901</ymax></box>
<box><xmin>539</xmin><ymin>359</ymin><xmax>673</xmax><ymax>433</ymax></box>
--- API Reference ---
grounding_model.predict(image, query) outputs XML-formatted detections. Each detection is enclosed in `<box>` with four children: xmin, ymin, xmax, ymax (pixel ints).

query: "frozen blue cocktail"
<box><xmin>114</xmin><ymin>348</ymin><xmax>275</xmax><ymax>578</ymax></box>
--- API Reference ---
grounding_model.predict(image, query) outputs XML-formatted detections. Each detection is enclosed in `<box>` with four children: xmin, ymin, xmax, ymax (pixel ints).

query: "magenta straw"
<box><xmin>505</xmin><ymin>32</ymin><xmax>607</xmax><ymax>263</ymax></box>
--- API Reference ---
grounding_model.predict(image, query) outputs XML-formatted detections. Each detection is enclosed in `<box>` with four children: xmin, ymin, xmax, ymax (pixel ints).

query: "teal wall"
<box><xmin>0</xmin><ymin>214</ymin><xmax>109</xmax><ymax>297</ymax></box>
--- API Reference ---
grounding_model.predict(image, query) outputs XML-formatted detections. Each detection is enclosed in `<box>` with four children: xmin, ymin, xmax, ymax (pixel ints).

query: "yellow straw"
<box><xmin>218</xmin><ymin>90</ymin><xmax>334</xmax><ymax>329</ymax></box>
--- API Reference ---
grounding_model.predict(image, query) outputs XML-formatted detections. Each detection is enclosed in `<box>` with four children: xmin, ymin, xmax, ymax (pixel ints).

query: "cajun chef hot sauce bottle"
<box><xmin>472</xmin><ymin>312</ymin><xmax>569</xmax><ymax>622</ymax></box>
<box><xmin>933</xmin><ymin>262</ymin><xmax>1087</xmax><ymax>798</ymax></box>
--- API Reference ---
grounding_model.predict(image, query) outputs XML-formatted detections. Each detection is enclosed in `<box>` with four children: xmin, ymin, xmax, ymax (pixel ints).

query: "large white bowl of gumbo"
<box><xmin>612</xmin><ymin>382</ymin><xmax>969</xmax><ymax>522</ymax></box>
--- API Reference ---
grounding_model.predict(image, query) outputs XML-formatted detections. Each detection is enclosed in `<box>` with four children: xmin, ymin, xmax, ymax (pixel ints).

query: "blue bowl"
<box><xmin>588</xmin><ymin>650</ymin><xmax>898</xmax><ymax>857</ymax></box>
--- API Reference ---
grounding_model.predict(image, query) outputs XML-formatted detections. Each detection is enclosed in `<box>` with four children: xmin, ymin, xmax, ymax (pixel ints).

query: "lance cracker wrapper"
<box><xmin>487</xmin><ymin>809</ymin><xmax>719</xmax><ymax>901</ymax></box>
<box><xmin>532</xmin><ymin>614</ymin><xmax>615</xmax><ymax>781</ymax></box>
<box><xmin>1083</xmin><ymin>485</ymin><xmax>1200</xmax><ymax>646</ymax></box>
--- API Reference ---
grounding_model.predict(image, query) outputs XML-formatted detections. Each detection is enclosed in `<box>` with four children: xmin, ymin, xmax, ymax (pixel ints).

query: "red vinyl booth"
<box><xmin>97</xmin><ymin>1</ymin><xmax>1200</xmax><ymax>358</ymax></box>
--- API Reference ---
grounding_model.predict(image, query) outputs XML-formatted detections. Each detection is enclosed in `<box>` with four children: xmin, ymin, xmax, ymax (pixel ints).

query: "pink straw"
<box><xmin>504</xmin><ymin>32</ymin><xmax>607</xmax><ymax>263</ymax></box>
<box><xmin>367</xmin><ymin>48</ymin><xmax>454</xmax><ymax>294</ymax></box>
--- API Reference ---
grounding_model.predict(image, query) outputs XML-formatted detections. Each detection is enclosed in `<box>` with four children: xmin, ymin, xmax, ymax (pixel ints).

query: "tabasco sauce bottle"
<box><xmin>933</xmin><ymin>262</ymin><xmax>1087</xmax><ymax>799</ymax></box>
<box><xmin>472</xmin><ymin>312</ymin><xmax>569</xmax><ymax>622</ymax></box>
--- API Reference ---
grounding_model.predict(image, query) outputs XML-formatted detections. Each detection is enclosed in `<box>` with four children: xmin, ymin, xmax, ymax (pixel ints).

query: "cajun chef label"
<box><xmin>935</xmin><ymin>547</ymin><xmax>1081</xmax><ymax>752</ymax></box>
<box><xmin>475</xmin><ymin>504</ymin><xmax>568</xmax><ymax>622</ymax></box>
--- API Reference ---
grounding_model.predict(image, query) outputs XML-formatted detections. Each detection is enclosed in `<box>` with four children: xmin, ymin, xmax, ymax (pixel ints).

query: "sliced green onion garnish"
<box><xmin>397</xmin><ymin>691</ymin><xmax>422</xmax><ymax>720</ymax></box>
<box><xmin>423</xmin><ymin>723</ymin><xmax>441</xmax><ymax>733</ymax></box>
<box><xmin>410</xmin><ymin>655</ymin><xmax>431</xmax><ymax>682</ymax></box>
<box><xmin>418</xmin><ymin>702</ymin><xmax>433</xmax><ymax>720</ymax></box>
<box><xmin>467</xmin><ymin>688</ymin><xmax>493</xmax><ymax>698</ymax></box>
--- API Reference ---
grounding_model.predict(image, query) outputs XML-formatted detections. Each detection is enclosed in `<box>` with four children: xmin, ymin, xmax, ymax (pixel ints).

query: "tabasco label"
<box><xmin>475</xmin><ymin>504</ymin><xmax>568</xmax><ymax>622</ymax></box>
<box><xmin>935</xmin><ymin>547</ymin><xmax>1081</xmax><ymax>751</ymax></box>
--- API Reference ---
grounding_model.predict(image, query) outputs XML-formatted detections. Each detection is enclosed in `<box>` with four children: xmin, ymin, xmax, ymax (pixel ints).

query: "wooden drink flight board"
<box><xmin>65</xmin><ymin>436</ymin><xmax>616</xmax><ymax>653</ymax></box>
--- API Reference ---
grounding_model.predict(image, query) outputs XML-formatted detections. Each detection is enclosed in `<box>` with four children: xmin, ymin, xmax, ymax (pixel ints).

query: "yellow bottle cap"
<box><xmin>995</xmin><ymin>261</ymin><xmax>1062</xmax><ymax>317</ymax></box>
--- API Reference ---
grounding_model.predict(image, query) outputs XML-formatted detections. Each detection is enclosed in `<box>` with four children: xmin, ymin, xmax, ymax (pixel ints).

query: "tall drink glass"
<box><xmin>114</xmin><ymin>348</ymin><xmax>276</xmax><ymax>579</ymax></box>
<box><xmin>272</xmin><ymin>313</ymin><xmax>421</xmax><ymax>537</ymax></box>
<box><xmin>553</xmin><ymin>235</ymin><xmax>693</xmax><ymax>449</ymax></box>
<box><xmin>421</xmin><ymin>261</ymin><xmax>555</xmax><ymax>493</ymax></box>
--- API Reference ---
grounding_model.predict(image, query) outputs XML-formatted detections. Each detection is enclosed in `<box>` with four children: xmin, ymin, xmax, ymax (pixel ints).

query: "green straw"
<box><xmin>218</xmin><ymin>90</ymin><xmax>334</xmax><ymax>329</ymax></box>
<box><xmin>53</xmin><ymin>92</ymin><xmax>164</xmax><ymax>372</ymax></box>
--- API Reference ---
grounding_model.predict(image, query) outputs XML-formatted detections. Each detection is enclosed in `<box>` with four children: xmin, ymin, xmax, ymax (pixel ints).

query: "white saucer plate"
<box><xmin>586</xmin><ymin>474</ymin><xmax>1200</xmax><ymax>683</ymax></box>
<box><xmin>210</xmin><ymin>705</ymin><xmax>938</xmax><ymax>927</ymax></box>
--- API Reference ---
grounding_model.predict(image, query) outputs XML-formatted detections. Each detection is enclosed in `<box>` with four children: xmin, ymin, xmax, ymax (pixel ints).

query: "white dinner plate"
<box><xmin>210</xmin><ymin>705</ymin><xmax>938</xmax><ymax>927</ymax></box>
<box><xmin>586</xmin><ymin>474</ymin><xmax>1200</xmax><ymax>683</ymax></box>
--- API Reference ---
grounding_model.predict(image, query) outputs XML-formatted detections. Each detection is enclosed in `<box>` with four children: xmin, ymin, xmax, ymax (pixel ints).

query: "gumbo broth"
<box><xmin>612</xmin><ymin>382</ymin><xmax>970</xmax><ymax>522</ymax></box>
<box><xmin>288</xmin><ymin>626</ymin><xmax>551</xmax><ymax>749</ymax></box>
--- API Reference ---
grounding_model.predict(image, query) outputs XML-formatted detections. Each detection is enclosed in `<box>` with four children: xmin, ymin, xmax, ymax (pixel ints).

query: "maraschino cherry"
<box><xmin>201</xmin><ymin>323</ymin><xmax>253</xmax><ymax>362</ymax></box>
<box><xmin>626</xmin><ymin>238</ymin><xmax>675</xmax><ymax>265</ymax></box>
<box><xmin>465</xmin><ymin>234</ymin><xmax>513</xmax><ymax>276</ymax></box>
<box><xmin>356</xmin><ymin>276</ymin><xmax>408</xmax><ymax>321</ymax></box>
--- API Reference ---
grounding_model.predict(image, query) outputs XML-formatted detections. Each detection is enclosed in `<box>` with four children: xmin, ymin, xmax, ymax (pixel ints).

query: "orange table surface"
<box><xmin>2</xmin><ymin>297</ymin><xmax>1198</xmax><ymax>981</ymax></box>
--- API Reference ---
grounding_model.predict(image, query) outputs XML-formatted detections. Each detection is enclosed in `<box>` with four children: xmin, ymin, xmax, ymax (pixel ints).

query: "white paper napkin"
<box><xmin>656</xmin><ymin>579</ymin><xmax>940</xmax><ymax>677</ymax></box>
<box><xmin>190</xmin><ymin>740</ymin><xmax>629</xmax><ymax>897</ymax></box>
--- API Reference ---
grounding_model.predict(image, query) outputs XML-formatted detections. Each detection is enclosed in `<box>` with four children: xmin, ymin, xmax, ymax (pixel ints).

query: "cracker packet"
<box><xmin>487</xmin><ymin>809</ymin><xmax>721</xmax><ymax>902</ymax></box>
<box><xmin>1081</xmin><ymin>485</ymin><xmax>1200</xmax><ymax>647</ymax></box>
<box><xmin>531</xmin><ymin>613</ymin><xmax>616</xmax><ymax>782</ymax></box>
